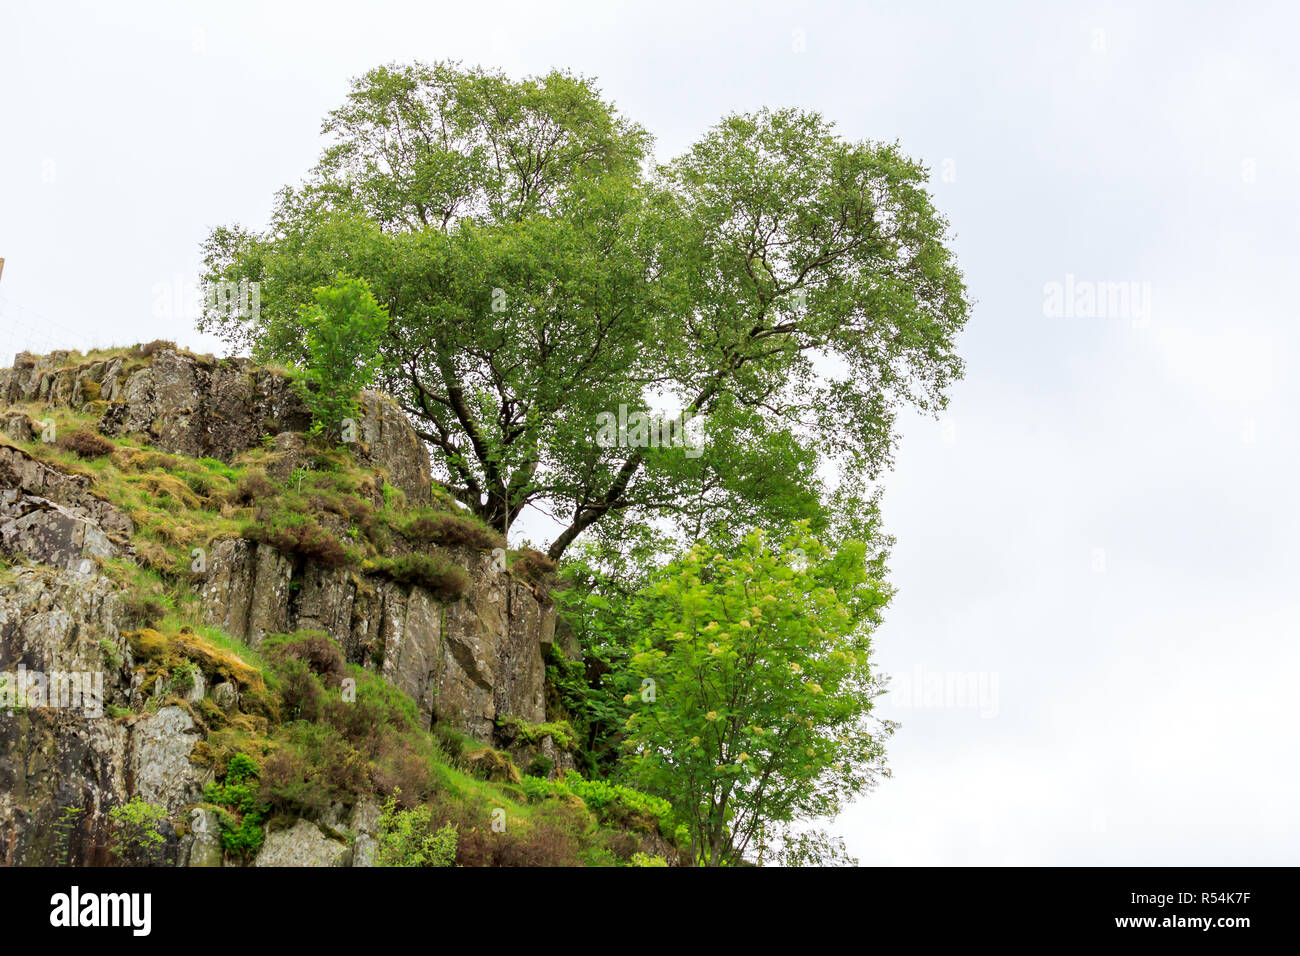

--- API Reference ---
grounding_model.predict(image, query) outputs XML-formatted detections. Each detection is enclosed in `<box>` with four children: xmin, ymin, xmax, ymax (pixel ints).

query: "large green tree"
<box><xmin>200</xmin><ymin>61</ymin><xmax>969</xmax><ymax>560</ymax></box>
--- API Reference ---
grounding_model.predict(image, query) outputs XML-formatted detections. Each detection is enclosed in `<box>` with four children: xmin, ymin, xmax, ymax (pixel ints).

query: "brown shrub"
<box><xmin>401</xmin><ymin>511</ymin><xmax>503</xmax><ymax>551</ymax></box>
<box><xmin>123</xmin><ymin>592</ymin><xmax>166</xmax><ymax>628</ymax></box>
<box><xmin>454</xmin><ymin>801</ymin><xmax>589</xmax><ymax>867</ymax></box>
<box><xmin>134</xmin><ymin>540</ymin><xmax>177</xmax><ymax>574</ymax></box>
<box><xmin>242</xmin><ymin>513</ymin><xmax>350</xmax><ymax>567</ymax></box>
<box><xmin>510</xmin><ymin>548</ymin><xmax>557</xmax><ymax>584</ymax></box>
<box><xmin>369</xmin><ymin>731</ymin><xmax>433</xmax><ymax>806</ymax></box>
<box><xmin>371</xmin><ymin>555</ymin><xmax>469</xmax><ymax>601</ymax></box>
<box><xmin>57</xmin><ymin>429</ymin><xmax>114</xmax><ymax>459</ymax></box>
<box><xmin>264</xmin><ymin>631</ymin><xmax>344</xmax><ymax>684</ymax></box>
<box><xmin>229</xmin><ymin>470</ymin><xmax>277</xmax><ymax>506</ymax></box>
<box><xmin>309</xmin><ymin>492</ymin><xmax>382</xmax><ymax>544</ymax></box>
<box><xmin>275</xmin><ymin>658</ymin><xmax>325</xmax><ymax>722</ymax></box>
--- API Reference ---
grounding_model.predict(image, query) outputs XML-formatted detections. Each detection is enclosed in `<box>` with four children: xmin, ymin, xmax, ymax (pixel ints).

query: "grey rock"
<box><xmin>130</xmin><ymin>706</ymin><xmax>206</xmax><ymax>811</ymax></box>
<box><xmin>211</xmin><ymin>681</ymin><xmax>238</xmax><ymax>713</ymax></box>
<box><xmin>182</xmin><ymin>808</ymin><xmax>224</xmax><ymax>867</ymax></box>
<box><xmin>253</xmin><ymin>818</ymin><xmax>348</xmax><ymax>867</ymax></box>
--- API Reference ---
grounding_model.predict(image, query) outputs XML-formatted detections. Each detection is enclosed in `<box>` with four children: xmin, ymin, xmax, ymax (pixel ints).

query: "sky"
<box><xmin>2</xmin><ymin>0</ymin><xmax>1297</xmax><ymax>864</ymax></box>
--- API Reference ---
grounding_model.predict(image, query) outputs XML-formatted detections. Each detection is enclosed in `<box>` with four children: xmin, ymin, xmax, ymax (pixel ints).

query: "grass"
<box><xmin>0</xmin><ymin>347</ymin><xmax>650</xmax><ymax>864</ymax></box>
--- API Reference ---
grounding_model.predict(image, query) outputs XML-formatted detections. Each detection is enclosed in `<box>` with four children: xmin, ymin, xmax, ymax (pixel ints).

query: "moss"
<box><xmin>464</xmin><ymin>747</ymin><xmax>523</xmax><ymax>785</ymax></box>
<box><xmin>127</xmin><ymin>627</ymin><xmax>170</xmax><ymax>661</ymax></box>
<box><xmin>496</xmin><ymin>716</ymin><xmax>577</xmax><ymax>751</ymax></box>
<box><xmin>78</xmin><ymin>378</ymin><xmax>102</xmax><ymax>403</ymax></box>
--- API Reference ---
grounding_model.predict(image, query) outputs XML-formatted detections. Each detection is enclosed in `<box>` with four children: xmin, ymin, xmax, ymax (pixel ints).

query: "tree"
<box><xmin>376</xmin><ymin>796</ymin><xmax>458</xmax><ymax>867</ymax></box>
<box><xmin>108</xmin><ymin>797</ymin><xmax>168</xmax><ymax>866</ymax></box>
<box><xmin>617</xmin><ymin>524</ymin><xmax>895</xmax><ymax>866</ymax></box>
<box><xmin>291</xmin><ymin>274</ymin><xmax>390</xmax><ymax>435</ymax></box>
<box><xmin>200</xmin><ymin>61</ymin><xmax>970</xmax><ymax>560</ymax></box>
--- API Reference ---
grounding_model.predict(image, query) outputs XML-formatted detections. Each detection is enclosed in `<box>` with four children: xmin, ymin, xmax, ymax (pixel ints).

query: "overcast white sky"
<box><xmin>3</xmin><ymin>1</ymin><xmax>1297</xmax><ymax>865</ymax></box>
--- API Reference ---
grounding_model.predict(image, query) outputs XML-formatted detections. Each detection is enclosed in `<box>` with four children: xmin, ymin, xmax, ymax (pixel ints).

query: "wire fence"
<box><xmin>0</xmin><ymin>295</ymin><xmax>103</xmax><ymax>366</ymax></box>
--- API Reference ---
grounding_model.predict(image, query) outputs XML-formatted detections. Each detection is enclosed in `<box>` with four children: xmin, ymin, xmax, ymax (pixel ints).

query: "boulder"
<box><xmin>253</xmin><ymin>818</ymin><xmax>349</xmax><ymax>867</ymax></box>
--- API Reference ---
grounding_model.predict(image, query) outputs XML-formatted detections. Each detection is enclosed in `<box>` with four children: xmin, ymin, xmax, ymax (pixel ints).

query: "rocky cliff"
<box><xmin>0</xmin><ymin>346</ymin><xmax>606</xmax><ymax>867</ymax></box>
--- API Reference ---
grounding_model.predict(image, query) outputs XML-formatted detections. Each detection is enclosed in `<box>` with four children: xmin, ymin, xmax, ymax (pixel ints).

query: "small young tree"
<box><xmin>622</xmin><ymin>523</ymin><xmax>895</xmax><ymax>866</ymax></box>
<box><xmin>108</xmin><ymin>797</ymin><xmax>168</xmax><ymax>866</ymax></box>
<box><xmin>376</xmin><ymin>796</ymin><xmax>458</xmax><ymax>867</ymax></box>
<box><xmin>292</xmin><ymin>274</ymin><xmax>390</xmax><ymax>436</ymax></box>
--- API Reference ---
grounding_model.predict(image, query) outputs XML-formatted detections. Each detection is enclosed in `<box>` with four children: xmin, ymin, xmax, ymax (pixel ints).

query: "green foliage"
<box><xmin>561</xmin><ymin>771</ymin><xmax>672</xmax><ymax>833</ymax></box>
<box><xmin>169</xmin><ymin>661</ymin><xmax>198</xmax><ymax>696</ymax></box>
<box><xmin>619</xmin><ymin>523</ymin><xmax>895</xmax><ymax>866</ymax></box>
<box><xmin>108</xmin><ymin>797</ymin><xmax>168</xmax><ymax>865</ymax></box>
<box><xmin>291</xmin><ymin>275</ymin><xmax>390</xmax><ymax>435</ymax></box>
<box><xmin>200</xmin><ymin>61</ymin><xmax>970</xmax><ymax>562</ymax></box>
<box><xmin>376</xmin><ymin>797</ymin><xmax>458</xmax><ymax>867</ymax></box>
<box><xmin>516</xmin><ymin>771</ymin><xmax>671</xmax><ymax>837</ymax></box>
<box><xmin>204</xmin><ymin>753</ymin><xmax>269</xmax><ymax>859</ymax></box>
<box><xmin>628</xmin><ymin>852</ymin><xmax>668</xmax><ymax>867</ymax></box>
<box><xmin>761</xmin><ymin>827</ymin><xmax>860</xmax><ymax>867</ymax></box>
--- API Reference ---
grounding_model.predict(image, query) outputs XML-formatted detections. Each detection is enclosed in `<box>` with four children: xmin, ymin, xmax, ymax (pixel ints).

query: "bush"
<box><xmin>264</xmin><ymin>631</ymin><xmax>346</xmax><ymax>686</ymax></box>
<box><xmin>229</xmin><ymin>470</ymin><xmax>277</xmax><ymax>505</ymax></box>
<box><xmin>263</xmin><ymin>723</ymin><xmax>369</xmax><ymax>818</ymax></box>
<box><xmin>242</xmin><ymin>512</ymin><xmax>351</xmax><ymax>567</ymax></box>
<box><xmin>275</xmin><ymin>657</ymin><xmax>325</xmax><ymax>722</ymax></box>
<box><xmin>308</xmin><ymin>492</ymin><xmax>382</xmax><ymax>545</ymax></box>
<box><xmin>400</xmin><ymin>510</ymin><xmax>503</xmax><ymax>551</ymax></box>
<box><xmin>628</xmin><ymin>852</ymin><xmax>668</xmax><ymax>867</ymax></box>
<box><xmin>562</xmin><ymin>772</ymin><xmax>671</xmax><ymax>833</ymax></box>
<box><xmin>493</xmin><ymin>801</ymin><xmax>590</xmax><ymax>867</ymax></box>
<box><xmin>291</xmin><ymin>275</ymin><xmax>389</xmax><ymax>435</ymax></box>
<box><xmin>204</xmin><ymin>753</ymin><xmax>267</xmax><ymax>859</ymax></box>
<box><xmin>376</xmin><ymin>798</ymin><xmax>457</xmax><ymax>867</ymax></box>
<box><xmin>370</xmin><ymin>554</ymin><xmax>469</xmax><ymax>600</ymax></box>
<box><xmin>107</xmin><ymin>797</ymin><xmax>168</xmax><ymax>866</ymax></box>
<box><xmin>510</xmin><ymin>548</ymin><xmax>557</xmax><ymax>584</ymax></box>
<box><xmin>57</xmin><ymin>429</ymin><xmax>114</xmax><ymax>459</ymax></box>
<box><xmin>368</xmin><ymin>731</ymin><xmax>434</xmax><ymax>805</ymax></box>
<box><xmin>123</xmin><ymin>592</ymin><xmax>166</xmax><ymax>628</ymax></box>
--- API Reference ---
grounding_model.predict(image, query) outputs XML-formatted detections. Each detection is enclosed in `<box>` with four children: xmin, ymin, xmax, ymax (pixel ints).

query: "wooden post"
<box><xmin>0</xmin><ymin>258</ymin><xmax>5</xmax><ymax>284</ymax></box>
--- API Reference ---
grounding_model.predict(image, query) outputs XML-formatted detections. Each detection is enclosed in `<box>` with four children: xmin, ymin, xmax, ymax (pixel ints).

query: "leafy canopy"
<box><xmin>617</xmin><ymin>523</ymin><xmax>894</xmax><ymax>866</ymax></box>
<box><xmin>200</xmin><ymin>61</ymin><xmax>970</xmax><ymax>560</ymax></box>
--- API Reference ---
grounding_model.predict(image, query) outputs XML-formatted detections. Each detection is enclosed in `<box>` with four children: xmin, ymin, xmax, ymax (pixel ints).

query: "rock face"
<box><xmin>0</xmin><ymin>566</ymin><xmax>210</xmax><ymax>865</ymax></box>
<box><xmin>0</xmin><ymin>348</ymin><xmax>558</xmax><ymax>866</ymax></box>
<box><xmin>0</xmin><ymin>444</ymin><xmax>135</xmax><ymax>575</ymax></box>
<box><xmin>252</xmin><ymin>819</ymin><xmax>349</xmax><ymax>867</ymax></box>
<box><xmin>3</xmin><ymin>348</ymin><xmax>431</xmax><ymax>506</ymax></box>
<box><xmin>198</xmin><ymin>538</ymin><xmax>550</xmax><ymax>739</ymax></box>
<box><xmin>98</xmin><ymin>349</ymin><xmax>313</xmax><ymax>463</ymax></box>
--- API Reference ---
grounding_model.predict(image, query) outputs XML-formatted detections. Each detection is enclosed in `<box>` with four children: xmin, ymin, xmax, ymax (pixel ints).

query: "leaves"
<box><xmin>290</xmin><ymin>274</ymin><xmax>390</xmax><ymax>435</ymax></box>
<box><xmin>200</xmin><ymin>62</ymin><xmax>971</xmax><ymax>563</ymax></box>
<box><xmin>614</xmin><ymin>522</ymin><xmax>895</xmax><ymax>866</ymax></box>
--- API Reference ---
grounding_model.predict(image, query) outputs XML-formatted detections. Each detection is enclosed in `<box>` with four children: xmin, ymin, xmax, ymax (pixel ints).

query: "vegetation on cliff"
<box><xmin>0</xmin><ymin>345</ymin><xmax>679</xmax><ymax>866</ymax></box>
<box><xmin>3</xmin><ymin>60</ymin><xmax>967</xmax><ymax>866</ymax></box>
